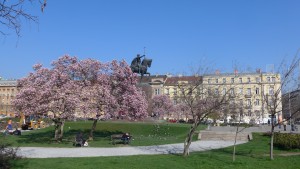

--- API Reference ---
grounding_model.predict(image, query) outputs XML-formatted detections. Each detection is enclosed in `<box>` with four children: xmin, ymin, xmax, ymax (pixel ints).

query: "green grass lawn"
<box><xmin>11</xmin><ymin>133</ymin><xmax>300</xmax><ymax>169</ymax></box>
<box><xmin>3</xmin><ymin>121</ymin><xmax>300</xmax><ymax>169</ymax></box>
<box><xmin>1</xmin><ymin>120</ymin><xmax>203</xmax><ymax>147</ymax></box>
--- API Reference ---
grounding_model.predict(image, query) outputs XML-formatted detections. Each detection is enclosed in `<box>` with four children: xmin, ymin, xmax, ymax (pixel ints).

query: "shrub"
<box><xmin>0</xmin><ymin>142</ymin><xmax>21</xmax><ymax>169</ymax></box>
<box><xmin>274</xmin><ymin>133</ymin><xmax>300</xmax><ymax>150</ymax></box>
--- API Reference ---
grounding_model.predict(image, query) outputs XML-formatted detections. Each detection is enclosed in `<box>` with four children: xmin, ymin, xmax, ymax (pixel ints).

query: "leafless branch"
<box><xmin>0</xmin><ymin>0</ymin><xmax>46</xmax><ymax>37</ymax></box>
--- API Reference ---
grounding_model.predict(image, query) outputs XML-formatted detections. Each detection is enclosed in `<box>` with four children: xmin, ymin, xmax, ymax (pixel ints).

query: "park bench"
<box><xmin>111</xmin><ymin>133</ymin><xmax>132</xmax><ymax>145</ymax></box>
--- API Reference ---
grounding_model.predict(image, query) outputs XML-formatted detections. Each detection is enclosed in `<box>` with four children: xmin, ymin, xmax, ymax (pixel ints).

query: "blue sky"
<box><xmin>1</xmin><ymin>0</ymin><xmax>300</xmax><ymax>79</ymax></box>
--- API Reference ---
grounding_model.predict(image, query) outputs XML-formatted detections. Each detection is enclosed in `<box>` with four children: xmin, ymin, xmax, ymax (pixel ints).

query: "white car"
<box><xmin>0</xmin><ymin>114</ymin><xmax>8</xmax><ymax>119</ymax></box>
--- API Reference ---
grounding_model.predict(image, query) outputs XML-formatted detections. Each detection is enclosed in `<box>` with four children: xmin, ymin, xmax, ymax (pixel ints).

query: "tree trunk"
<box><xmin>270</xmin><ymin>124</ymin><xmax>274</xmax><ymax>160</ymax></box>
<box><xmin>89</xmin><ymin>119</ymin><xmax>98</xmax><ymax>140</ymax></box>
<box><xmin>58</xmin><ymin>119</ymin><xmax>65</xmax><ymax>141</ymax></box>
<box><xmin>233</xmin><ymin>115</ymin><xmax>242</xmax><ymax>162</ymax></box>
<box><xmin>183</xmin><ymin>120</ymin><xmax>198</xmax><ymax>156</ymax></box>
<box><xmin>54</xmin><ymin>119</ymin><xmax>61</xmax><ymax>140</ymax></box>
<box><xmin>233</xmin><ymin>124</ymin><xmax>239</xmax><ymax>162</ymax></box>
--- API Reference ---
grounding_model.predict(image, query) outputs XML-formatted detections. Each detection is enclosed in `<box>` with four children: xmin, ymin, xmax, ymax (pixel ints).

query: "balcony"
<box><xmin>244</xmin><ymin>94</ymin><xmax>252</xmax><ymax>98</ymax></box>
<box><xmin>245</xmin><ymin>105</ymin><xmax>252</xmax><ymax>109</ymax></box>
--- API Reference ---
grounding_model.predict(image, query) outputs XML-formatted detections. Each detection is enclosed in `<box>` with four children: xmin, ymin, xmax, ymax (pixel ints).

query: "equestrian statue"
<box><xmin>130</xmin><ymin>54</ymin><xmax>152</xmax><ymax>78</ymax></box>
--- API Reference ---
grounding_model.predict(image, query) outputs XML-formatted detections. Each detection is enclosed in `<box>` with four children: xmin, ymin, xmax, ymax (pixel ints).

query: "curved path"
<box><xmin>18</xmin><ymin>140</ymin><xmax>247</xmax><ymax>158</ymax></box>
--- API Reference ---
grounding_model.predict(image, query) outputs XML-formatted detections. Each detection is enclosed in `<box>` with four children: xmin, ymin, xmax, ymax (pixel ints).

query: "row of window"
<box><xmin>207</xmin><ymin>76</ymin><xmax>276</xmax><ymax>84</ymax></box>
<box><xmin>230</xmin><ymin>99</ymin><xmax>260</xmax><ymax>106</ymax></box>
<box><xmin>157</xmin><ymin>86</ymin><xmax>274</xmax><ymax>96</ymax></box>
<box><xmin>225</xmin><ymin>87</ymin><xmax>274</xmax><ymax>96</ymax></box>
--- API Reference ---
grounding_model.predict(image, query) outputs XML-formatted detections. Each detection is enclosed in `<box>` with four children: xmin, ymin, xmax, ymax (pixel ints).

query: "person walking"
<box><xmin>283</xmin><ymin>119</ymin><xmax>287</xmax><ymax>131</ymax></box>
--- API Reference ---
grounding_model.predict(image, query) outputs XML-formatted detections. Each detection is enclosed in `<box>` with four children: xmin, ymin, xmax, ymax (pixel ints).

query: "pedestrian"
<box><xmin>283</xmin><ymin>119</ymin><xmax>287</xmax><ymax>131</ymax></box>
<box><xmin>268</xmin><ymin>119</ymin><xmax>270</xmax><ymax>126</ymax></box>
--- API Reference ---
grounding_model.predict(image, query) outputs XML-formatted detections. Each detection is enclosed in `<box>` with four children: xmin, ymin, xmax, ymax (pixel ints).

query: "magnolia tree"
<box><xmin>77</xmin><ymin>59</ymin><xmax>148</xmax><ymax>140</ymax></box>
<box><xmin>150</xmin><ymin>95</ymin><xmax>174</xmax><ymax>120</ymax></box>
<box><xmin>173</xmin><ymin>103</ymin><xmax>190</xmax><ymax>121</ymax></box>
<box><xmin>13</xmin><ymin>55</ymin><xmax>148</xmax><ymax>141</ymax></box>
<box><xmin>13</xmin><ymin>56</ymin><xmax>81</xmax><ymax>141</ymax></box>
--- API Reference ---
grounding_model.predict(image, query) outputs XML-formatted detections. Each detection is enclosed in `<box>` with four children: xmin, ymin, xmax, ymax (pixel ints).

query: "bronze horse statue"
<box><xmin>130</xmin><ymin>54</ymin><xmax>152</xmax><ymax>78</ymax></box>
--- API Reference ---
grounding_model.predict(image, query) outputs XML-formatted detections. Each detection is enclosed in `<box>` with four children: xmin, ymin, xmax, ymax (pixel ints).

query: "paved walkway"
<box><xmin>18</xmin><ymin>140</ymin><xmax>247</xmax><ymax>158</ymax></box>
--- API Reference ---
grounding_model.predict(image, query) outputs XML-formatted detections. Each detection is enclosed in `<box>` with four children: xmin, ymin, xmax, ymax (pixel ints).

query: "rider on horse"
<box><xmin>131</xmin><ymin>54</ymin><xmax>145</xmax><ymax>71</ymax></box>
<box><xmin>131</xmin><ymin>54</ymin><xmax>145</xmax><ymax>70</ymax></box>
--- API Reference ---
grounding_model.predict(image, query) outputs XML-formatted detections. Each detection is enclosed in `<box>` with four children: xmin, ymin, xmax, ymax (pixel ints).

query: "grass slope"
<box><xmin>12</xmin><ymin>133</ymin><xmax>300</xmax><ymax>169</ymax></box>
<box><xmin>2</xmin><ymin>121</ymin><xmax>203</xmax><ymax>147</ymax></box>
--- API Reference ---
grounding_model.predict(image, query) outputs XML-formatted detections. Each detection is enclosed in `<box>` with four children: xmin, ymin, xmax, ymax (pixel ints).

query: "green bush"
<box><xmin>274</xmin><ymin>132</ymin><xmax>300</xmax><ymax>150</ymax></box>
<box><xmin>0</xmin><ymin>142</ymin><xmax>22</xmax><ymax>169</ymax></box>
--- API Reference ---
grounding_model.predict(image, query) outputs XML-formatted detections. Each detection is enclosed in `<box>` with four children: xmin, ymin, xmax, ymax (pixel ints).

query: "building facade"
<box><xmin>141</xmin><ymin>72</ymin><xmax>282</xmax><ymax>124</ymax></box>
<box><xmin>0</xmin><ymin>79</ymin><xmax>18</xmax><ymax>116</ymax></box>
<box><xmin>202</xmin><ymin>71</ymin><xmax>281</xmax><ymax>124</ymax></box>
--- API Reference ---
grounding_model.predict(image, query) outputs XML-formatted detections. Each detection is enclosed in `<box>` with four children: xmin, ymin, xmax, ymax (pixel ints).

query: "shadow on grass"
<box><xmin>15</xmin><ymin>129</ymin><xmax>124</xmax><ymax>146</ymax></box>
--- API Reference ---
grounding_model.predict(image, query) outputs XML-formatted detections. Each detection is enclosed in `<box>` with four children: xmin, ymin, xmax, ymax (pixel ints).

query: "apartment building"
<box><xmin>0</xmin><ymin>79</ymin><xmax>18</xmax><ymax>116</ymax></box>
<box><xmin>202</xmin><ymin>71</ymin><xmax>282</xmax><ymax>124</ymax></box>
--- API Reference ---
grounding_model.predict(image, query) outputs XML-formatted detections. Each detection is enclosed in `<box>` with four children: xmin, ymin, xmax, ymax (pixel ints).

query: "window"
<box><xmin>256</xmin><ymin>77</ymin><xmax>260</xmax><ymax>83</ymax></box>
<box><xmin>165</xmin><ymin>88</ymin><xmax>170</xmax><ymax>95</ymax></box>
<box><xmin>255</xmin><ymin>88</ymin><xmax>259</xmax><ymax>95</ymax></box>
<box><xmin>230</xmin><ymin>88</ymin><xmax>234</xmax><ymax>95</ymax></box>
<box><xmin>231</xmin><ymin>78</ymin><xmax>235</xmax><ymax>83</ymax></box>
<box><xmin>215</xmin><ymin>88</ymin><xmax>219</xmax><ymax>95</ymax></box>
<box><xmin>247</xmin><ymin>88</ymin><xmax>251</xmax><ymax>95</ymax></box>
<box><xmin>208</xmin><ymin>79</ymin><xmax>211</xmax><ymax>84</ymax></box>
<box><xmin>174</xmin><ymin>88</ymin><xmax>177</xmax><ymax>95</ymax></box>
<box><xmin>188</xmin><ymin>88</ymin><xmax>193</xmax><ymax>95</ymax></box>
<box><xmin>173</xmin><ymin>99</ymin><xmax>177</xmax><ymax>105</ymax></box>
<box><xmin>239</xmin><ymin>78</ymin><xmax>242</xmax><ymax>83</ymax></box>
<box><xmin>208</xmin><ymin>89</ymin><xmax>212</xmax><ymax>95</ymax></box>
<box><xmin>155</xmin><ymin>88</ymin><xmax>160</xmax><ymax>95</ymax></box>
<box><xmin>247</xmin><ymin>99</ymin><xmax>251</xmax><ymax>106</ymax></box>
<box><xmin>239</xmin><ymin>99</ymin><xmax>243</xmax><ymax>105</ymax></box>
<box><xmin>255</xmin><ymin>99</ymin><xmax>260</xmax><ymax>106</ymax></box>
<box><xmin>267</xmin><ymin>77</ymin><xmax>270</xmax><ymax>82</ymax></box>
<box><xmin>223</xmin><ymin>78</ymin><xmax>226</xmax><ymax>83</ymax></box>
<box><xmin>272</xmin><ymin>77</ymin><xmax>275</xmax><ymax>82</ymax></box>
<box><xmin>239</xmin><ymin>88</ymin><xmax>243</xmax><ymax>94</ymax></box>
<box><xmin>247</xmin><ymin>110</ymin><xmax>252</xmax><ymax>116</ymax></box>
<box><xmin>215</xmin><ymin>79</ymin><xmax>218</xmax><ymax>83</ymax></box>
<box><xmin>247</xmin><ymin>77</ymin><xmax>251</xmax><ymax>83</ymax></box>
<box><xmin>222</xmin><ymin>88</ymin><xmax>226</xmax><ymax>95</ymax></box>
<box><xmin>269</xmin><ymin>87</ymin><xmax>274</xmax><ymax>95</ymax></box>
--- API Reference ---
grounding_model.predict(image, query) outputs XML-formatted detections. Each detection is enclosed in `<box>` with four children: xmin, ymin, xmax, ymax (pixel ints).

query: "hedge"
<box><xmin>274</xmin><ymin>132</ymin><xmax>300</xmax><ymax>150</ymax></box>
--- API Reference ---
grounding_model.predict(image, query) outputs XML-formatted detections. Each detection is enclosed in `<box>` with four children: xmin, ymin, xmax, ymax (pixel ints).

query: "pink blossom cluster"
<box><xmin>12</xmin><ymin>55</ymin><xmax>148</xmax><ymax>120</ymax></box>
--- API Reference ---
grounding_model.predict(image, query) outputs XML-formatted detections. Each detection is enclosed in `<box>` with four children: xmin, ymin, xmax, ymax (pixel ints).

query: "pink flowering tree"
<box><xmin>73</xmin><ymin>59</ymin><xmax>113</xmax><ymax>140</ymax></box>
<box><xmin>69</xmin><ymin>59</ymin><xmax>148</xmax><ymax>140</ymax></box>
<box><xmin>13</xmin><ymin>55</ymin><xmax>81</xmax><ymax>141</ymax></box>
<box><xmin>173</xmin><ymin>103</ymin><xmax>190</xmax><ymax>121</ymax></box>
<box><xmin>108</xmin><ymin>60</ymin><xmax>148</xmax><ymax>120</ymax></box>
<box><xmin>13</xmin><ymin>56</ymin><xmax>148</xmax><ymax>142</ymax></box>
<box><xmin>151</xmin><ymin>95</ymin><xmax>174</xmax><ymax>119</ymax></box>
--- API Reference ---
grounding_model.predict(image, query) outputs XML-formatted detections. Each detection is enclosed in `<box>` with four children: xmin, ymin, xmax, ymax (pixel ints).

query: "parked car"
<box><xmin>0</xmin><ymin>114</ymin><xmax>8</xmax><ymax>119</ymax></box>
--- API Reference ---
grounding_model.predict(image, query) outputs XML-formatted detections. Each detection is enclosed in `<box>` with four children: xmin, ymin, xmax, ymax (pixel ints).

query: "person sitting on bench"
<box><xmin>121</xmin><ymin>133</ymin><xmax>130</xmax><ymax>144</ymax></box>
<box><xmin>75</xmin><ymin>132</ymin><xmax>86</xmax><ymax>147</ymax></box>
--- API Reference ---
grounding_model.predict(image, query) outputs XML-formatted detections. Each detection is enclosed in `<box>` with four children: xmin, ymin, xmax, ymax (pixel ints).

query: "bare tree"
<box><xmin>0</xmin><ymin>0</ymin><xmax>46</xmax><ymax>37</ymax></box>
<box><xmin>175</xmin><ymin>73</ymin><xmax>229</xmax><ymax>156</ymax></box>
<box><xmin>263</xmin><ymin>52</ymin><xmax>300</xmax><ymax>160</ymax></box>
